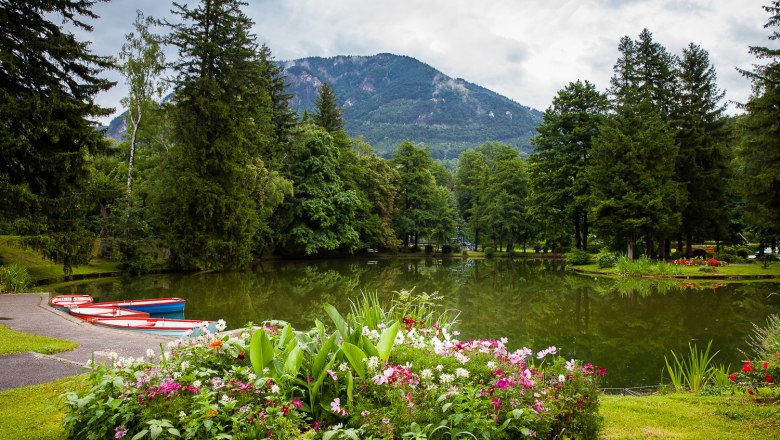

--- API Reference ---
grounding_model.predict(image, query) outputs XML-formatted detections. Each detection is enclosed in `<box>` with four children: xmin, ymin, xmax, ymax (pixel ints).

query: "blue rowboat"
<box><xmin>91</xmin><ymin>297</ymin><xmax>186</xmax><ymax>315</ymax></box>
<box><xmin>91</xmin><ymin>317</ymin><xmax>217</xmax><ymax>338</ymax></box>
<box><xmin>50</xmin><ymin>294</ymin><xmax>93</xmax><ymax>312</ymax></box>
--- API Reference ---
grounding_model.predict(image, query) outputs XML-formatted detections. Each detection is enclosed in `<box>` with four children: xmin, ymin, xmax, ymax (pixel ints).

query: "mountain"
<box><xmin>104</xmin><ymin>53</ymin><xmax>543</xmax><ymax>160</ymax></box>
<box><xmin>284</xmin><ymin>53</ymin><xmax>542</xmax><ymax>159</ymax></box>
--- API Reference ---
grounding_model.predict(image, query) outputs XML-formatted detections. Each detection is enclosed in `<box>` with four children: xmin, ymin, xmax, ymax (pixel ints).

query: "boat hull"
<box><xmin>91</xmin><ymin>298</ymin><xmax>186</xmax><ymax>315</ymax></box>
<box><xmin>50</xmin><ymin>294</ymin><xmax>93</xmax><ymax>312</ymax></box>
<box><xmin>69</xmin><ymin>305</ymin><xmax>150</xmax><ymax>321</ymax></box>
<box><xmin>91</xmin><ymin>317</ymin><xmax>216</xmax><ymax>338</ymax></box>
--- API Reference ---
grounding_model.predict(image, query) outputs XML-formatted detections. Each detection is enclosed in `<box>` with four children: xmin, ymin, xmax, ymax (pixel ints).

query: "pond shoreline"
<box><xmin>567</xmin><ymin>267</ymin><xmax>780</xmax><ymax>280</ymax></box>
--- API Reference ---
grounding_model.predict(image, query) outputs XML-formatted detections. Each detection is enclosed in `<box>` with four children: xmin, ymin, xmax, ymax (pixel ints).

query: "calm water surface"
<box><xmin>56</xmin><ymin>258</ymin><xmax>780</xmax><ymax>388</ymax></box>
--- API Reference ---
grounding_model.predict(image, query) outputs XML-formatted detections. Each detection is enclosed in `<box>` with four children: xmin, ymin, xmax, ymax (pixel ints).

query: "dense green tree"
<box><xmin>454</xmin><ymin>149</ymin><xmax>489</xmax><ymax>250</ymax></box>
<box><xmin>591</xmin><ymin>31</ymin><xmax>684</xmax><ymax>260</ymax></box>
<box><xmin>529</xmin><ymin>80</ymin><xmax>608</xmax><ymax>251</ymax></box>
<box><xmin>0</xmin><ymin>0</ymin><xmax>115</xmax><ymax>273</ymax></box>
<box><xmin>257</xmin><ymin>44</ymin><xmax>296</xmax><ymax>168</ymax></box>
<box><xmin>150</xmin><ymin>0</ymin><xmax>289</xmax><ymax>269</ymax></box>
<box><xmin>674</xmin><ymin>43</ymin><xmax>729</xmax><ymax>256</ymax></box>
<box><xmin>283</xmin><ymin>125</ymin><xmax>360</xmax><ymax>254</ymax></box>
<box><xmin>392</xmin><ymin>141</ymin><xmax>444</xmax><ymax>248</ymax></box>
<box><xmin>313</xmin><ymin>82</ymin><xmax>345</xmax><ymax>133</ymax></box>
<box><xmin>736</xmin><ymin>1</ymin><xmax>780</xmax><ymax>246</ymax></box>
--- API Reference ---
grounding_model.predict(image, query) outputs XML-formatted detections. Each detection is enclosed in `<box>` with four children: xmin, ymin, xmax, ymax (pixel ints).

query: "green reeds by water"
<box><xmin>664</xmin><ymin>341</ymin><xmax>720</xmax><ymax>392</ymax></box>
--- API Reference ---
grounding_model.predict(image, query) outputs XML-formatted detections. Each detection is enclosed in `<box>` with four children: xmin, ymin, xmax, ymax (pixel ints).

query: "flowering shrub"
<box><xmin>671</xmin><ymin>257</ymin><xmax>728</xmax><ymax>267</ymax></box>
<box><xmin>728</xmin><ymin>357</ymin><xmax>780</xmax><ymax>395</ymax></box>
<box><xmin>62</xmin><ymin>293</ymin><xmax>604</xmax><ymax>439</ymax></box>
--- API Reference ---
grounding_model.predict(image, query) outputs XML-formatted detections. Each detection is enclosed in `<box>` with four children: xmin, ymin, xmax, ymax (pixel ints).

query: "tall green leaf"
<box><xmin>283</xmin><ymin>345</ymin><xmax>304</xmax><ymax>375</ymax></box>
<box><xmin>250</xmin><ymin>329</ymin><xmax>275</xmax><ymax>375</ymax></box>
<box><xmin>341</xmin><ymin>342</ymin><xmax>367</xmax><ymax>379</ymax></box>
<box><xmin>377</xmin><ymin>321</ymin><xmax>400</xmax><ymax>363</ymax></box>
<box><xmin>324</xmin><ymin>304</ymin><xmax>350</xmax><ymax>339</ymax></box>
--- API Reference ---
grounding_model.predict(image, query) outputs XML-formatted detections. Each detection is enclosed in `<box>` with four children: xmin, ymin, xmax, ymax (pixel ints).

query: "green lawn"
<box><xmin>0</xmin><ymin>376</ymin><xmax>86</xmax><ymax>440</ymax></box>
<box><xmin>0</xmin><ymin>324</ymin><xmax>78</xmax><ymax>355</ymax></box>
<box><xmin>0</xmin><ymin>236</ymin><xmax>120</xmax><ymax>283</ymax></box>
<box><xmin>601</xmin><ymin>392</ymin><xmax>780</xmax><ymax>439</ymax></box>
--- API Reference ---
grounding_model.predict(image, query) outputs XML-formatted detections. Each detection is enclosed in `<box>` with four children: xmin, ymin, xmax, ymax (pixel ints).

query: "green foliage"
<box><xmin>483</xmin><ymin>247</ymin><xmax>496</xmax><ymax>258</ymax></box>
<box><xmin>615</xmin><ymin>255</ymin><xmax>653</xmax><ymax>277</ymax></box>
<box><xmin>313</xmin><ymin>82</ymin><xmax>345</xmax><ymax>133</ymax></box>
<box><xmin>747</xmin><ymin>314</ymin><xmax>780</xmax><ymax>360</ymax></box>
<box><xmin>736</xmin><ymin>1</ymin><xmax>780</xmax><ymax>239</ymax></box>
<box><xmin>0</xmin><ymin>263</ymin><xmax>32</xmax><ymax>293</ymax></box>
<box><xmin>596</xmin><ymin>249</ymin><xmax>617</xmax><ymax>269</ymax></box>
<box><xmin>0</xmin><ymin>0</ymin><xmax>114</xmax><ymax>274</ymax></box>
<box><xmin>565</xmin><ymin>249</ymin><xmax>591</xmax><ymax>266</ymax></box>
<box><xmin>529</xmin><ymin>80</ymin><xmax>607</xmax><ymax>251</ymax></box>
<box><xmin>664</xmin><ymin>341</ymin><xmax>718</xmax><ymax>393</ymax></box>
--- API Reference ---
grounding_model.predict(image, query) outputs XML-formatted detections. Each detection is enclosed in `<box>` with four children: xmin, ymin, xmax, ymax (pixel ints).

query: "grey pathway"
<box><xmin>0</xmin><ymin>293</ymin><xmax>174</xmax><ymax>391</ymax></box>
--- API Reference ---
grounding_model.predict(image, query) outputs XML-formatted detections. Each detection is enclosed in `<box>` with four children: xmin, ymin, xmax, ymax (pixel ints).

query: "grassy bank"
<box><xmin>0</xmin><ymin>376</ymin><xmax>85</xmax><ymax>440</ymax></box>
<box><xmin>0</xmin><ymin>324</ymin><xmax>78</xmax><ymax>355</ymax></box>
<box><xmin>601</xmin><ymin>392</ymin><xmax>780</xmax><ymax>439</ymax></box>
<box><xmin>0</xmin><ymin>236</ymin><xmax>120</xmax><ymax>285</ymax></box>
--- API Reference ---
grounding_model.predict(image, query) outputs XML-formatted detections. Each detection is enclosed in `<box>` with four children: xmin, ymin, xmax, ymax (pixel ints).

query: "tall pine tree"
<box><xmin>0</xmin><ymin>0</ymin><xmax>115</xmax><ymax>273</ymax></box>
<box><xmin>675</xmin><ymin>43</ymin><xmax>729</xmax><ymax>256</ymax></box>
<box><xmin>736</xmin><ymin>1</ymin><xmax>780</xmax><ymax>248</ymax></box>
<box><xmin>151</xmin><ymin>0</ymin><xmax>289</xmax><ymax>269</ymax></box>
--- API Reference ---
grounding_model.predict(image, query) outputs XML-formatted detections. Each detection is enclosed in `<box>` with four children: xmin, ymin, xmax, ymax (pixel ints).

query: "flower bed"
<box><xmin>671</xmin><ymin>257</ymin><xmax>728</xmax><ymax>267</ymax></box>
<box><xmin>62</xmin><ymin>292</ymin><xmax>604</xmax><ymax>439</ymax></box>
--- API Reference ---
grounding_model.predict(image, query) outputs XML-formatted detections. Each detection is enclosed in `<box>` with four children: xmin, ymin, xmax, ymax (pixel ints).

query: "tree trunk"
<box><xmin>97</xmin><ymin>202</ymin><xmax>111</xmax><ymax>258</ymax></box>
<box><xmin>685</xmin><ymin>231</ymin><xmax>693</xmax><ymax>258</ymax></box>
<box><xmin>645</xmin><ymin>231</ymin><xmax>654</xmax><ymax>259</ymax></box>
<box><xmin>124</xmin><ymin>102</ymin><xmax>142</xmax><ymax>238</ymax></box>
<box><xmin>574</xmin><ymin>212</ymin><xmax>582</xmax><ymax>250</ymax></box>
<box><xmin>677</xmin><ymin>236</ymin><xmax>683</xmax><ymax>253</ymax></box>
<box><xmin>626</xmin><ymin>233</ymin><xmax>635</xmax><ymax>261</ymax></box>
<box><xmin>582</xmin><ymin>210</ymin><xmax>589</xmax><ymax>251</ymax></box>
<box><xmin>657</xmin><ymin>235</ymin><xmax>667</xmax><ymax>261</ymax></box>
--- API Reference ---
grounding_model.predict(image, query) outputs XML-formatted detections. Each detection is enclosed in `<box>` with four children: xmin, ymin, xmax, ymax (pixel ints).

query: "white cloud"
<box><xmin>73</xmin><ymin>0</ymin><xmax>770</xmax><ymax>123</ymax></box>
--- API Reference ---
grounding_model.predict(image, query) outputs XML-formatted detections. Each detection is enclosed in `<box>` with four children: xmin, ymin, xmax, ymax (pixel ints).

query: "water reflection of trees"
<box><xmin>56</xmin><ymin>260</ymin><xmax>780</xmax><ymax>388</ymax></box>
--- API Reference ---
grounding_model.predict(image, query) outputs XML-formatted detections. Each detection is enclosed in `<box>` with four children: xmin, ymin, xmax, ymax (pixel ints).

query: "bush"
<box><xmin>0</xmin><ymin>263</ymin><xmax>32</xmax><ymax>293</ymax></box>
<box><xmin>565</xmin><ymin>249</ymin><xmax>591</xmax><ymax>266</ymax></box>
<box><xmin>596</xmin><ymin>250</ymin><xmax>617</xmax><ymax>269</ymax></box>
<box><xmin>462</xmin><ymin>250</ymin><xmax>469</xmax><ymax>258</ymax></box>
<box><xmin>441</xmin><ymin>244</ymin><xmax>453</xmax><ymax>254</ymax></box>
<box><xmin>484</xmin><ymin>246</ymin><xmax>495</xmax><ymax>258</ymax></box>
<box><xmin>424</xmin><ymin>244</ymin><xmax>434</xmax><ymax>254</ymax></box>
<box><xmin>62</xmin><ymin>292</ymin><xmax>606</xmax><ymax>439</ymax></box>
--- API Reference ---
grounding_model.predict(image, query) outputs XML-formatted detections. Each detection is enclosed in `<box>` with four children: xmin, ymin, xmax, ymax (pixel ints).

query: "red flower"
<box><xmin>743</xmin><ymin>361</ymin><xmax>754</xmax><ymax>373</ymax></box>
<box><xmin>728</xmin><ymin>373</ymin><xmax>738</xmax><ymax>382</ymax></box>
<box><xmin>747</xmin><ymin>388</ymin><xmax>755</xmax><ymax>395</ymax></box>
<box><xmin>764</xmin><ymin>361</ymin><xmax>769</xmax><ymax>370</ymax></box>
<box><xmin>766</xmin><ymin>374</ymin><xmax>774</xmax><ymax>383</ymax></box>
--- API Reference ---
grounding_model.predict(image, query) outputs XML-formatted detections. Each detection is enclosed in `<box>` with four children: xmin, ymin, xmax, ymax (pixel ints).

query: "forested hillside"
<box><xmin>106</xmin><ymin>53</ymin><xmax>542</xmax><ymax>159</ymax></box>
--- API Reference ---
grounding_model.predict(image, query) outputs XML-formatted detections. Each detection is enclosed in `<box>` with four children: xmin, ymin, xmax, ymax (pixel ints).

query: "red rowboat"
<box><xmin>50</xmin><ymin>294</ymin><xmax>93</xmax><ymax>311</ymax></box>
<box><xmin>69</xmin><ymin>305</ymin><xmax>150</xmax><ymax>321</ymax></box>
<box><xmin>91</xmin><ymin>317</ymin><xmax>217</xmax><ymax>337</ymax></box>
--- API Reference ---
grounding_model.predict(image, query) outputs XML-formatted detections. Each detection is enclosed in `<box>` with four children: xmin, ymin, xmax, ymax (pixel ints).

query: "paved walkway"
<box><xmin>0</xmin><ymin>293</ymin><xmax>174</xmax><ymax>391</ymax></box>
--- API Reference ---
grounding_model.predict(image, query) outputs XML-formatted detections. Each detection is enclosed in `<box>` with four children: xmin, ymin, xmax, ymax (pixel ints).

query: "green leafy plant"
<box><xmin>565</xmin><ymin>248</ymin><xmax>591</xmax><ymax>265</ymax></box>
<box><xmin>0</xmin><ymin>263</ymin><xmax>32</xmax><ymax>293</ymax></box>
<box><xmin>596</xmin><ymin>249</ymin><xmax>617</xmax><ymax>268</ymax></box>
<box><xmin>664</xmin><ymin>341</ymin><xmax>718</xmax><ymax>392</ymax></box>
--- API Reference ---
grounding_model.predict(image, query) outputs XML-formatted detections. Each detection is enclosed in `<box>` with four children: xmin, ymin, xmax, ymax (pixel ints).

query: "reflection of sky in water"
<box><xmin>57</xmin><ymin>259</ymin><xmax>780</xmax><ymax>388</ymax></box>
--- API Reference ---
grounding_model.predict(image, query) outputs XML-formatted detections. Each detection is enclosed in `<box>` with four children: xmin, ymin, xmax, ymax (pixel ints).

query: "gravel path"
<box><xmin>0</xmin><ymin>293</ymin><xmax>174</xmax><ymax>391</ymax></box>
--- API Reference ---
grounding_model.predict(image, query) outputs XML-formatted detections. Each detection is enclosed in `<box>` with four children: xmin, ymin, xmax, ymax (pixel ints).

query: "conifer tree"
<box><xmin>151</xmin><ymin>0</ymin><xmax>289</xmax><ymax>269</ymax></box>
<box><xmin>674</xmin><ymin>43</ymin><xmax>728</xmax><ymax>256</ymax></box>
<box><xmin>0</xmin><ymin>0</ymin><xmax>114</xmax><ymax>273</ymax></box>
<box><xmin>529</xmin><ymin>80</ymin><xmax>608</xmax><ymax>250</ymax></box>
<box><xmin>313</xmin><ymin>82</ymin><xmax>345</xmax><ymax>133</ymax></box>
<box><xmin>736</xmin><ymin>1</ymin><xmax>780</xmax><ymax>246</ymax></box>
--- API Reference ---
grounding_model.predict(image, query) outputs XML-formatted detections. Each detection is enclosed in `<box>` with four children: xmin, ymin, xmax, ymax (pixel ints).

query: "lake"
<box><xmin>55</xmin><ymin>258</ymin><xmax>780</xmax><ymax>389</ymax></box>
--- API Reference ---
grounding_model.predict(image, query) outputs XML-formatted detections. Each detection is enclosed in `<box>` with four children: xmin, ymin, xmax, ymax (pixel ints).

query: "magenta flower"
<box><xmin>114</xmin><ymin>425</ymin><xmax>128</xmax><ymax>439</ymax></box>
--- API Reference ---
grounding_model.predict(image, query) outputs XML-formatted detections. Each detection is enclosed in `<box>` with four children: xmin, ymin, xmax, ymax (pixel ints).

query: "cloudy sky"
<box><xmin>75</xmin><ymin>0</ymin><xmax>772</xmax><ymax>124</ymax></box>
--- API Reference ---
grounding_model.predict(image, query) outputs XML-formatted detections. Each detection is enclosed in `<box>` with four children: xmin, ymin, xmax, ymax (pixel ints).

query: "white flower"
<box><xmin>338</xmin><ymin>362</ymin><xmax>349</xmax><ymax>372</ymax></box>
<box><xmin>420</xmin><ymin>369</ymin><xmax>433</xmax><ymax>380</ymax></box>
<box><xmin>271</xmin><ymin>384</ymin><xmax>280</xmax><ymax>394</ymax></box>
<box><xmin>216</xmin><ymin>319</ymin><xmax>227</xmax><ymax>332</ymax></box>
<box><xmin>247</xmin><ymin>373</ymin><xmax>257</xmax><ymax>382</ymax></box>
<box><xmin>455</xmin><ymin>368</ymin><xmax>470</xmax><ymax>379</ymax></box>
<box><xmin>179</xmin><ymin>411</ymin><xmax>187</xmax><ymax>420</ymax></box>
<box><xmin>487</xmin><ymin>361</ymin><xmax>496</xmax><ymax>370</ymax></box>
<box><xmin>361</xmin><ymin>410</ymin><xmax>371</xmax><ymax>417</ymax></box>
<box><xmin>382</xmin><ymin>418</ymin><xmax>390</xmax><ymax>425</ymax></box>
<box><xmin>362</xmin><ymin>326</ymin><xmax>371</xmax><ymax>336</ymax></box>
<box><xmin>192</xmin><ymin>380</ymin><xmax>202</xmax><ymax>388</ymax></box>
<box><xmin>180</xmin><ymin>361</ymin><xmax>190</xmax><ymax>371</ymax></box>
<box><xmin>367</xmin><ymin>356</ymin><xmax>380</xmax><ymax>371</ymax></box>
<box><xmin>558</xmin><ymin>374</ymin><xmax>566</xmax><ymax>383</ymax></box>
<box><xmin>85</xmin><ymin>359</ymin><xmax>93</xmax><ymax>368</ymax></box>
<box><xmin>435</xmin><ymin>364</ymin><xmax>444</xmax><ymax>371</ymax></box>
<box><xmin>146</xmin><ymin>348</ymin><xmax>155</xmax><ymax>358</ymax></box>
<box><xmin>439</xmin><ymin>373</ymin><xmax>454</xmax><ymax>385</ymax></box>
<box><xmin>173</xmin><ymin>372</ymin><xmax>181</xmax><ymax>380</ymax></box>
<box><xmin>377</xmin><ymin>323</ymin><xmax>386</xmax><ymax>329</ymax></box>
<box><xmin>565</xmin><ymin>359</ymin><xmax>577</xmax><ymax>371</ymax></box>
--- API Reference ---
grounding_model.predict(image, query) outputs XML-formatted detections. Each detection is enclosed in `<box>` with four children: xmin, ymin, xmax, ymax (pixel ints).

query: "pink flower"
<box><xmin>290</xmin><ymin>397</ymin><xmax>303</xmax><ymax>409</ymax></box>
<box><xmin>330</xmin><ymin>397</ymin><xmax>348</xmax><ymax>416</ymax></box>
<box><xmin>114</xmin><ymin>425</ymin><xmax>128</xmax><ymax>439</ymax></box>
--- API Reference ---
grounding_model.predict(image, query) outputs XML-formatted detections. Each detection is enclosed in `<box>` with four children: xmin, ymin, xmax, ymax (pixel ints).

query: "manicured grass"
<box><xmin>0</xmin><ymin>375</ymin><xmax>87</xmax><ymax>440</ymax></box>
<box><xmin>601</xmin><ymin>391</ymin><xmax>780</xmax><ymax>439</ymax></box>
<box><xmin>0</xmin><ymin>236</ymin><xmax>120</xmax><ymax>282</ymax></box>
<box><xmin>0</xmin><ymin>324</ymin><xmax>78</xmax><ymax>355</ymax></box>
<box><xmin>573</xmin><ymin>261</ymin><xmax>780</xmax><ymax>278</ymax></box>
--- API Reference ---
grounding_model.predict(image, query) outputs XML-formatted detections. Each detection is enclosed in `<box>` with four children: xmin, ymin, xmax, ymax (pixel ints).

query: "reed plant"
<box><xmin>664</xmin><ymin>341</ymin><xmax>718</xmax><ymax>393</ymax></box>
<box><xmin>615</xmin><ymin>255</ymin><xmax>652</xmax><ymax>277</ymax></box>
<box><xmin>0</xmin><ymin>263</ymin><xmax>31</xmax><ymax>293</ymax></box>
